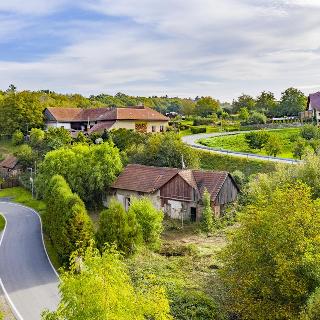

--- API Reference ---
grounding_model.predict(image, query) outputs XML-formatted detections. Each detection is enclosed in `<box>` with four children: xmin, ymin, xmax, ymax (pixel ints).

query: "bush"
<box><xmin>293</xmin><ymin>137</ymin><xmax>307</xmax><ymax>159</ymax></box>
<box><xmin>12</xmin><ymin>129</ymin><xmax>24</xmax><ymax>145</ymax></box>
<box><xmin>30</xmin><ymin>128</ymin><xmax>45</xmax><ymax>147</ymax></box>
<box><xmin>247</xmin><ymin>111</ymin><xmax>267</xmax><ymax>124</ymax></box>
<box><xmin>43</xmin><ymin>175</ymin><xmax>94</xmax><ymax>264</ymax></box>
<box><xmin>200</xmin><ymin>189</ymin><xmax>214</xmax><ymax>234</ymax></box>
<box><xmin>264</xmin><ymin>135</ymin><xmax>283</xmax><ymax>157</ymax></box>
<box><xmin>301</xmin><ymin>124</ymin><xmax>319</xmax><ymax>140</ymax></box>
<box><xmin>245</xmin><ymin>130</ymin><xmax>270</xmax><ymax>150</ymax></box>
<box><xmin>128</xmin><ymin>197</ymin><xmax>164</xmax><ymax>250</ymax></box>
<box><xmin>193</xmin><ymin>117</ymin><xmax>212</xmax><ymax>126</ymax></box>
<box><xmin>231</xmin><ymin>170</ymin><xmax>245</xmax><ymax>188</ymax></box>
<box><xmin>96</xmin><ymin>198</ymin><xmax>142</xmax><ymax>254</ymax></box>
<box><xmin>14</xmin><ymin>144</ymin><xmax>36</xmax><ymax>168</ymax></box>
<box><xmin>190</xmin><ymin>126</ymin><xmax>207</xmax><ymax>134</ymax></box>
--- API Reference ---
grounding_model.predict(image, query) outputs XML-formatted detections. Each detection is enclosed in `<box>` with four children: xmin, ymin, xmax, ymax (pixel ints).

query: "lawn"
<box><xmin>198</xmin><ymin>128</ymin><xmax>300</xmax><ymax>159</ymax></box>
<box><xmin>0</xmin><ymin>187</ymin><xmax>61</xmax><ymax>270</ymax></box>
<box><xmin>0</xmin><ymin>214</ymin><xmax>5</xmax><ymax>232</ymax></box>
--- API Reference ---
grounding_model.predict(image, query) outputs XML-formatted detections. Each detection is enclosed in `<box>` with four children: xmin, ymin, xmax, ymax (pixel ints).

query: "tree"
<box><xmin>239</xmin><ymin>107</ymin><xmax>250</xmax><ymax>122</ymax></box>
<box><xmin>30</xmin><ymin>128</ymin><xmax>45</xmax><ymax>148</ymax></box>
<box><xmin>309</xmin><ymin>138</ymin><xmax>320</xmax><ymax>155</ymax></box>
<box><xmin>200</xmin><ymin>189</ymin><xmax>214</xmax><ymax>234</ymax></box>
<box><xmin>130</xmin><ymin>132</ymin><xmax>199</xmax><ymax>169</ymax></box>
<box><xmin>42</xmin><ymin>245</ymin><xmax>172</xmax><ymax>320</ymax></box>
<box><xmin>181</xmin><ymin>99</ymin><xmax>195</xmax><ymax>116</ymax></box>
<box><xmin>43</xmin><ymin>175</ymin><xmax>94</xmax><ymax>264</ymax></box>
<box><xmin>245</xmin><ymin>131</ymin><xmax>270</xmax><ymax>150</ymax></box>
<box><xmin>293</xmin><ymin>137</ymin><xmax>307</xmax><ymax>159</ymax></box>
<box><xmin>255</xmin><ymin>91</ymin><xmax>277</xmax><ymax>116</ymax></box>
<box><xmin>279</xmin><ymin>87</ymin><xmax>307</xmax><ymax>116</ymax></box>
<box><xmin>12</xmin><ymin>129</ymin><xmax>24</xmax><ymax>145</ymax></box>
<box><xmin>36</xmin><ymin>142</ymin><xmax>122</xmax><ymax>205</ymax></box>
<box><xmin>96</xmin><ymin>198</ymin><xmax>142</xmax><ymax>254</ymax></box>
<box><xmin>14</xmin><ymin>144</ymin><xmax>36</xmax><ymax>168</ymax></box>
<box><xmin>301</xmin><ymin>124</ymin><xmax>319</xmax><ymax>140</ymax></box>
<box><xmin>247</xmin><ymin>111</ymin><xmax>267</xmax><ymax>124</ymax></box>
<box><xmin>264</xmin><ymin>135</ymin><xmax>283</xmax><ymax>157</ymax></box>
<box><xmin>232</xmin><ymin>94</ymin><xmax>256</xmax><ymax>113</ymax></box>
<box><xmin>195</xmin><ymin>97</ymin><xmax>220</xmax><ymax>117</ymax></box>
<box><xmin>44</xmin><ymin>127</ymin><xmax>72</xmax><ymax>150</ymax></box>
<box><xmin>220</xmin><ymin>183</ymin><xmax>320</xmax><ymax>319</ymax></box>
<box><xmin>128</xmin><ymin>197</ymin><xmax>164</xmax><ymax>250</ymax></box>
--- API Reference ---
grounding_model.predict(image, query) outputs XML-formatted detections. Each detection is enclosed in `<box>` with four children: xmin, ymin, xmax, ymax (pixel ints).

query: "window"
<box><xmin>125</xmin><ymin>197</ymin><xmax>131</xmax><ymax>211</ymax></box>
<box><xmin>152</xmin><ymin>125</ymin><xmax>156</xmax><ymax>132</ymax></box>
<box><xmin>160</xmin><ymin>125</ymin><xmax>164</xmax><ymax>132</ymax></box>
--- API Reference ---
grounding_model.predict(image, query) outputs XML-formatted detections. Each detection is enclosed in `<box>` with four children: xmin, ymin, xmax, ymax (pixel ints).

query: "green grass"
<box><xmin>198</xmin><ymin>149</ymin><xmax>276</xmax><ymax>176</ymax></box>
<box><xmin>0</xmin><ymin>214</ymin><xmax>5</xmax><ymax>232</ymax></box>
<box><xmin>0</xmin><ymin>187</ymin><xmax>61</xmax><ymax>270</ymax></box>
<box><xmin>198</xmin><ymin>128</ymin><xmax>300</xmax><ymax>159</ymax></box>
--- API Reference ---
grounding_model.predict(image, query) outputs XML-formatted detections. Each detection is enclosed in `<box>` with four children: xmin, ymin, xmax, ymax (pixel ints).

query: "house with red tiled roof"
<box><xmin>110</xmin><ymin>164</ymin><xmax>239</xmax><ymax>221</ymax></box>
<box><xmin>307</xmin><ymin>92</ymin><xmax>320</xmax><ymax>124</ymax></box>
<box><xmin>44</xmin><ymin>106</ymin><xmax>169</xmax><ymax>134</ymax></box>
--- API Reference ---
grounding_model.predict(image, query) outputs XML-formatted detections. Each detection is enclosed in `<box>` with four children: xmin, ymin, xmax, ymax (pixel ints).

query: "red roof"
<box><xmin>88</xmin><ymin>121</ymin><xmax>116</xmax><ymax>134</ymax></box>
<box><xmin>45</xmin><ymin>106</ymin><xmax>169</xmax><ymax>122</ymax></box>
<box><xmin>112</xmin><ymin>164</ymin><xmax>238</xmax><ymax>201</ymax></box>
<box><xmin>0</xmin><ymin>156</ymin><xmax>18</xmax><ymax>169</ymax></box>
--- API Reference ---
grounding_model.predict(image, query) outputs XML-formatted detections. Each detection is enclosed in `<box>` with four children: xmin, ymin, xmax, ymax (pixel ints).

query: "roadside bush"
<box><xmin>96</xmin><ymin>198</ymin><xmax>142</xmax><ymax>254</ymax></box>
<box><xmin>12</xmin><ymin>129</ymin><xmax>24</xmax><ymax>145</ymax></box>
<box><xmin>190</xmin><ymin>126</ymin><xmax>207</xmax><ymax>134</ymax></box>
<box><xmin>245</xmin><ymin>130</ymin><xmax>270</xmax><ymax>150</ymax></box>
<box><xmin>43</xmin><ymin>175</ymin><xmax>94</xmax><ymax>264</ymax></box>
<box><xmin>128</xmin><ymin>197</ymin><xmax>164</xmax><ymax>250</ymax></box>
<box><xmin>301</xmin><ymin>124</ymin><xmax>319</xmax><ymax>140</ymax></box>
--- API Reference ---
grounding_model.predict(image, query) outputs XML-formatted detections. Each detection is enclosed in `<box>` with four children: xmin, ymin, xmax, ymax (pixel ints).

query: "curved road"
<box><xmin>0</xmin><ymin>202</ymin><xmax>59</xmax><ymax>320</ymax></box>
<box><xmin>182</xmin><ymin>131</ymin><xmax>300</xmax><ymax>164</ymax></box>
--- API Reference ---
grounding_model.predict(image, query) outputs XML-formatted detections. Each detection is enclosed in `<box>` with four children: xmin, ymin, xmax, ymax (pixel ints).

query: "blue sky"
<box><xmin>1</xmin><ymin>0</ymin><xmax>320</xmax><ymax>101</ymax></box>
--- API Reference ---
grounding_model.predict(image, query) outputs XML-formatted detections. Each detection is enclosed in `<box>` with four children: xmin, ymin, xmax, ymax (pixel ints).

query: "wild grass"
<box><xmin>198</xmin><ymin>128</ymin><xmax>300</xmax><ymax>159</ymax></box>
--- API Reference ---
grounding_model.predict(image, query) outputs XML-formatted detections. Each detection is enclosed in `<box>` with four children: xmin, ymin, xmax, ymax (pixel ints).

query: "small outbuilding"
<box><xmin>110</xmin><ymin>164</ymin><xmax>239</xmax><ymax>221</ymax></box>
<box><xmin>0</xmin><ymin>155</ymin><xmax>21</xmax><ymax>178</ymax></box>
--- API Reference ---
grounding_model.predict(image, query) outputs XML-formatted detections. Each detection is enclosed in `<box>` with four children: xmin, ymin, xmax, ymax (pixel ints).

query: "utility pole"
<box><xmin>27</xmin><ymin>167</ymin><xmax>34</xmax><ymax>198</ymax></box>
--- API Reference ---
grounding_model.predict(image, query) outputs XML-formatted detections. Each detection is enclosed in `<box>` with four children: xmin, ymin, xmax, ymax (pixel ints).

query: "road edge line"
<box><xmin>0</xmin><ymin>214</ymin><xmax>24</xmax><ymax>320</ymax></box>
<box><xmin>0</xmin><ymin>202</ymin><xmax>60</xmax><ymax>279</ymax></box>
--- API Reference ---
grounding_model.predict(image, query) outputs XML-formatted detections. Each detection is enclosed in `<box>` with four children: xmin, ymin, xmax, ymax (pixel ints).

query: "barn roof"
<box><xmin>0</xmin><ymin>155</ymin><xmax>18</xmax><ymax>169</ymax></box>
<box><xmin>309</xmin><ymin>92</ymin><xmax>320</xmax><ymax>111</ymax></box>
<box><xmin>112</xmin><ymin>164</ymin><xmax>238</xmax><ymax>200</ymax></box>
<box><xmin>45</xmin><ymin>106</ymin><xmax>169</xmax><ymax>122</ymax></box>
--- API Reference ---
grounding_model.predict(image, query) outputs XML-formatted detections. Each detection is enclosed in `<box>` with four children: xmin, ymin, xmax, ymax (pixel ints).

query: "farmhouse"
<box><xmin>307</xmin><ymin>91</ymin><xmax>320</xmax><ymax>123</ymax></box>
<box><xmin>110</xmin><ymin>164</ymin><xmax>239</xmax><ymax>221</ymax></box>
<box><xmin>44</xmin><ymin>105</ymin><xmax>169</xmax><ymax>134</ymax></box>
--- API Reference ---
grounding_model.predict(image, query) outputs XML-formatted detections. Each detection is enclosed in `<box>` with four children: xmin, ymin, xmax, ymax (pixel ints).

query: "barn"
<box><xmin>110</xmin><ymin>164</ymin><xmax>239</xmax><ymax>221</ymax></box>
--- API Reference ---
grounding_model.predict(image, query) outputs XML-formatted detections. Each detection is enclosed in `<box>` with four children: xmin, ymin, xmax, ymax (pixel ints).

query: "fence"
<box><xmin>0</xmin><ymin>179</ymin><xmax>20</xmax><ymax>189</ymax></box>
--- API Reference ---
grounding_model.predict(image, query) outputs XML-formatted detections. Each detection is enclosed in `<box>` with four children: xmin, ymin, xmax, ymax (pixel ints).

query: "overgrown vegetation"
<box><xmin>0</xmin><ymin>214</ymin><xmax>5</xmax><ymax>232</ymax></box>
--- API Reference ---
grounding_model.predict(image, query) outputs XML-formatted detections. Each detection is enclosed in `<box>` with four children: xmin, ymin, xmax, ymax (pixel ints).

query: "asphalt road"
<box><xmin>0</xmin><ymin>202</ymin><xmax>59</xmax><ymax>320</ymax></box>
<box><xmin>182</xmin><ymin>131</ymin><xmax>300</xmax><ymax>164</ymax></box>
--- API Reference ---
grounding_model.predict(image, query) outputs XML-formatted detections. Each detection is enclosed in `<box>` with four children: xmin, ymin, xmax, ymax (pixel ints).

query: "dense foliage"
<box><xmin>128</xmin><ymin>197</ymin><xmax>164</xmax><ymax>250</ymax></box>
<box><xmin>200</xmin><ymin>189</ymin><xmax>214</xmax><ymax>234</ymax></box>
<box><xmin>221</xmin><ymin>183</ymin><xmax>320</xmax><ymax>319</ymax></box>
<box><xmin>96</xmin><ymin>198</ymin><xmax>142</xmax><ymax>254</ymax></box>
<box><xmin>43</xmin><ymin>175</ymin><xmax>94</xmax><ymax>264</ymax></box>
<box><xmin>36</xmin><ymin>142</ymin><xmax>122</xmax><ymax>205</ymax></box>
<box><xmin>42</xmin><ymin>245</ymin><xmax>172</xmax><ymax>320</ymax></box>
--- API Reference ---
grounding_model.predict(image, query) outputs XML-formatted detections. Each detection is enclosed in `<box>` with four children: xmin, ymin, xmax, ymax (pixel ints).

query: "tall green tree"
<box><xmin>36</xmin><ymin>142</ymin><xmax>122</xmax><ymax>205</ymax></box>
<box><xmin>195</xmin><ymin>97</ymin><xmax>220</xmax><ymax>117</ymax></box>
<box><xmin>220</xmin><ymin>183</ymin><xmax>320</xmax><ymax>320</ymax></box>
<box><xmin>42</xmin><ymin>245</ymin><xmax>172</xmax><ymax>320</ymax></box>
<box><xmin>128</xmin><ymin>197</ymin><xmax>164</xmax><ymax>250</ymax></box>
<box><xmin>96</xmin><ymin>198</ymin><xmax>142</xmax><ymax>254</ymax></box>
<box><xmin>255</xmin><ymin>91</ymin><xmax>277</xmax><ymax>116</ymax></box>
<box><xmin>232</xmin><ymin>94</ymin><xmax>256</xmax><ymax>113</ymax></box>
<box><xmin>279</xmin><ymin>87</ymin><xmax>307</xmax><ymax>116</ymax></box>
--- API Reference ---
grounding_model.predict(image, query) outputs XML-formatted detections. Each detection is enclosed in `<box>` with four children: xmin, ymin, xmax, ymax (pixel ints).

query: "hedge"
<box><xmin>190</xmin><ymin>126</ymin><xmax>207</xmax><ymax>134</ymax></box>
<box><xmin>43</xmin><ymin>175</ymin><xmax>94</xmax><ymax>264</ymax></box>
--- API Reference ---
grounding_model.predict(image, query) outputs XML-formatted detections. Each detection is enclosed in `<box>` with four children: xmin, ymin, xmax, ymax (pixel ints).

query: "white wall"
<box><xmin>46</xmin><ymin>122</ymin><xmax>71</xmax><ymax>129</ymax></box>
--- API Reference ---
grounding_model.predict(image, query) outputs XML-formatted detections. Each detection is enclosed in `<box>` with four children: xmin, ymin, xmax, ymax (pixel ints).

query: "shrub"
<box><xmin>96</xmin><ymin>198</ymin><xmax>142</xmax><ymax>254</ymax></box>
<box><xmin>264</xmin><ymin>135</ymin><xmax>283</xmax><ymax>157</ymax></box>
<box><xmin>30</xmin><ymin>128</ymin><xmax>45</xmax><ymax>147</ymax></box>
<box><xmin>193</xmin><ymin>117</ymin><xmax>212</xmax><ymax>126</ymax></box>
<box><xmin>128</xmin><ymin>197</ymin><xmax>164</xmax><ymax>250</ymax></box>
<box><xmin>293</xmin><ymin>137</ymin><xmax>307</xmax><ymax>159</ymax></box>
<box><xmin>190</xmin><ymin>126</ymin><xmax>207</xmax><ymax>134</ymax></box>
<box><xmin>302</xmin><ymin>287</ymin><xmax>320</xmax><ymax>319</ymax></box>
<box><xmin>247</xmin><ymin>111</ymin><xmax>267</xmax><ymax>124</ymax></box>
<box><xmin>200</xmin><ymin>189</ymin><xmax>214</xmax><ymax>234</ymax></box>
<box><xmin>12</xmin><ymin>129</ymin><xmax>24</xmax><ymax>145</ymax></box>
<box><xmin>43</xmin><ymin>175</ymin><xmax>94</xmax><ymax>264</ymax></box>
<box><xmin>231</xmin><ymin>170</ymin><xmax>245</xmax><ymax>188</ymax></box>
<box><xmin>245</xmin><ymin>130</ymin><xmax>270</xmax><ymax>150</ymax></box>
<box><xmin>301</xmin><ymin>124</ymin><xmax>319</xmax><ymax>140</ymax></box>
<box><xmin>14</xmin><ymin>144</ymin><xmax>35</xmax><ymax>168</ymax></box>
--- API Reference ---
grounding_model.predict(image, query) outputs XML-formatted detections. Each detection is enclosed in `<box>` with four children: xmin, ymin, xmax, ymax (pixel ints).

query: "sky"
<box><xmin>1</xmin><ymin>0</ymin><xmax>320</xmax><ymax>101</ymax></box>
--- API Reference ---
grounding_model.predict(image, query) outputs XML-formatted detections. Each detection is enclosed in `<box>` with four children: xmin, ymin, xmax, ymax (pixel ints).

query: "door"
<box><xmin>190</xmin><ymin>207</ymin><xmax>197</xmax><ymax>222</ymax></box>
